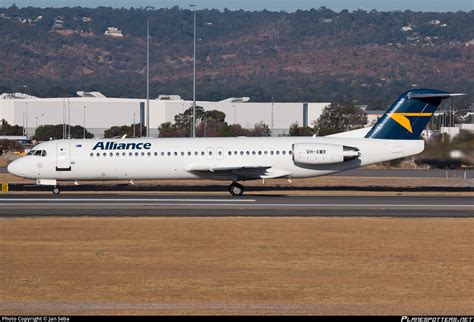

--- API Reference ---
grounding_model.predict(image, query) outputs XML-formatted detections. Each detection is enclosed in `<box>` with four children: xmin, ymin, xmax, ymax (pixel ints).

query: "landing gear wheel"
<box><xmin>52</xmin><ymin>186</ymin><xmax>60</xmax><ymax>195</ymax></box>
<box><xmin>229</xmin><ymin>182</ymin><xmax>244</xmax><ymax>196</ymax></box>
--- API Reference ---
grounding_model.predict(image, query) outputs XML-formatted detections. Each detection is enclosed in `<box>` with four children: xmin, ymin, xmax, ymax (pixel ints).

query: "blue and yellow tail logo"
<box><xmin>387</xmin><ymin>112</ymin><xmax>433</xmax><ymax>133</ymax></box>
<box><xmin>365</xmin><ymin>89</ymin><xmax>464</xmax><ymax>140</ymax></box>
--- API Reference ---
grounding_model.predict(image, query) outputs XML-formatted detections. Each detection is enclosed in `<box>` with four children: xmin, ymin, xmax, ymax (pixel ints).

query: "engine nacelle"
<box><xmin>292</xmin><ymin>143</ymin><xmax>360</xmax><ymax>165</ymax></box>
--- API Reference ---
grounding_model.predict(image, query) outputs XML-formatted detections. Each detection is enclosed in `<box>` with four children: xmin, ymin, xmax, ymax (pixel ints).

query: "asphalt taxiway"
<box><xmin>0</xmin><ymin>194</ymin><xmax>471</xmax><ymax>217</ymax></box>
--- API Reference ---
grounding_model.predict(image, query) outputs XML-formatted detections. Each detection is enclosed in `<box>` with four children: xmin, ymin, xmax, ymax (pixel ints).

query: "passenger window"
<box><xmin>201</xmin><ymin>151</ymin><xmax>205</xmax><ymax>156</ymax></box>
<box><xmin>174</xmin><ymin>152</ymin><xmax>178</xmax><ymax>156</ymax></box>
<box><xmin>289</xmin><ymin>151</ymin><xmax>292</xmax><ymax>155</ymax></box>
<box><xmin>109</xmin><ymin>152</ymin><xmax>113</xmax><ymax>157</ymax></box>
<box><xmin>270</xmin><ymin>151</ymin><xmax>274</xmax><ymax>155</ymax></box>
<box><xmin>141</xmin><ymin>152</ymin><xmax>145</xmax><ymax>156</ymax></box>
<box><xmin>181</xmin><ymin>152</ymin><xmax>184</xmax><ymax>156</ymax></box>
<box><xmin>282</xmin><ymin>151</ymin><xmax>286</xmax><ymax>155</ymax></box>
<box><xmin>103</xmin><ymin>152</ymin><xmax>107</xmax><ymax>157</ymax></box>
<box><xmin>228</xmin><ymin>151</ymin><xmax>232</xmax><ymax>156</ymax></box>
<box><xmin>90</xmin><ymin>153</ymin><xmax>93</xmax><ymax>157</ymax></box>
<box><xmin>96</xmin><ymin>153</ymin><xmax>100</xmax><ymax>157</ymax></box>
<box><xmin>194</xmin><ymin>151</ymin><xmax>198</xmax><ymax>156</ymax></box>
<box><xmin>276</xmin><ymin>151</ymin><xmax>280</xmax><ymax>155</ymax></box>
<box><xmin>167</xmin><ymin>152</ymin><xmax>171</xmax><ymax>156</ymax></box>
<box><xmin>123</xmin><ymin>152</ymin><xmax>126</xmax><ymax>156</ymax></box>
<box><xmin>116</xmin><ymin>152</ymin><xmax>120</xmax><ymax>157</ymax></box>
<box><xmin>129</xmin><ymin>152</ymin><xmax>133</xmax><ymax>157</ymax></box>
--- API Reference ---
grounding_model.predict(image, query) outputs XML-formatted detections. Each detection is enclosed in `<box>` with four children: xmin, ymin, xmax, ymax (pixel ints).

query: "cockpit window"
<box><xmin>29</xmin><ymin>150</ymin><xmax>47</xmax><ymax>157</ymax></box>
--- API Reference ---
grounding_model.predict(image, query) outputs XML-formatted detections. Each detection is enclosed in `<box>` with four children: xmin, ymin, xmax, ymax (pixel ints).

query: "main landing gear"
<box><xmin>52</xmin><ymin>186</ymin><xmax>61</xmax><ymax>195</ymax></box>
<box><xmin>228</xmin><ymin>182</ymin><xmax>244</xmax><ymax>196</ymax></box>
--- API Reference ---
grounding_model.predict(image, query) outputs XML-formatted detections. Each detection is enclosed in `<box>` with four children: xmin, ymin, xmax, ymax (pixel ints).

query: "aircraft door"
<box><xmin>56</xmin><ymin>141</ymin><xmax>71</xmax><ymax>171</ymax></box>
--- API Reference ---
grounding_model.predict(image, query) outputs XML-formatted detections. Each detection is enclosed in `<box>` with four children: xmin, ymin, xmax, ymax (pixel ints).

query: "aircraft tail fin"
<box><xmin>364</xmin><ymin>89</ymin><xmax>465</xmax><ymax>140</ymax></box>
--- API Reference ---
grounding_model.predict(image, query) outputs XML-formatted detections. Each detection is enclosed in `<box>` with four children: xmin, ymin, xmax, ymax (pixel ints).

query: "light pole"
<box><xmin>67</xmin><ymin>99</ymin><xmax>71</xmax><ymax>139</ymax></box>
<box><xmin>25</xmin><ymin>101</ymin><xmax>28</xmax><ymax>138</ymax></box>
<box><xmin>35</xmin><ymin>113</ymin><xmax>44</xmax><ymax>134</ymax></box>
<box><xmin>271</xmin><ymin>97</ymin><xmax>274</xmax><ymax>137</ymax></box>
<box><xmin>133</xmin><ymin>112</ymin><xmax>136</xmax><ymax>138</ymax></box>
<box><xmin>21</xmin><ymin>113</ymin><xmax>26</xmax><ymax>137</ymax></box>
<box><xmin>145</xmin><ymin>6</ymin><xmax>154</xmax><ymax>138</ymax></box>
<box><xmin>83</xmin><ymin>106</ymin><xmax>86</xmax><ymax>139</ymax></box>
<box><xmin>233</xmin><ymin>104</ymin><xmax>236</xmax><ymax>124</ymax></box>
<box><xmin>190</xmin><ymin>4</ymin><xmax>197</xmax><ymax>138</ymax></box>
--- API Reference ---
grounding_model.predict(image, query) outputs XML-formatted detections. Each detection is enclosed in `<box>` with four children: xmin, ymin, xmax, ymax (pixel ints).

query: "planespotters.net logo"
<box><xmin>402</xmin><ymin>317</ymin><xmax>473</xmax><ymax>322</ymax></box>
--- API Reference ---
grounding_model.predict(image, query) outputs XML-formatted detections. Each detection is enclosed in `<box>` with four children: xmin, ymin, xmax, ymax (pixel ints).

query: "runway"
<box><xmin>0</xmin><ymin>194</ymin><xmax>472</xmax><ymax>217</ymax></box>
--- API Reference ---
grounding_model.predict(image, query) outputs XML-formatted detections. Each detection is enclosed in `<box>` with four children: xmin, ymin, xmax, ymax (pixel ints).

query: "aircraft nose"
<box><xmin>7</xmin><ymin>159</ymin><xmax>24</xmax><ymax>177</ymax></box>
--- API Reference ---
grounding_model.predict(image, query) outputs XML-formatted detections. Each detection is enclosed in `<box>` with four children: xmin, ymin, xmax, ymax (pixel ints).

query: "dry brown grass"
<box><xmin>1</xmin><ymin>217</ymin><xmax>473</xmax><ymax>315</ymax></box>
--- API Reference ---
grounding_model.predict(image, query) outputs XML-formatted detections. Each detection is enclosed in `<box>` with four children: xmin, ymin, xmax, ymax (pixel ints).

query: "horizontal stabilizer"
<box><xmin>408</xmin><ymin>93</ymin><xmax>466</xmax><ymax>99</ymax></box>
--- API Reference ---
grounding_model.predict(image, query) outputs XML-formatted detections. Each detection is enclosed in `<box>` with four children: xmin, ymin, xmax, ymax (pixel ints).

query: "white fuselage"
<box><xmin>8</xmin><ymin>136</ymin><xmax>424</xmax><ymax>183</ymax></box>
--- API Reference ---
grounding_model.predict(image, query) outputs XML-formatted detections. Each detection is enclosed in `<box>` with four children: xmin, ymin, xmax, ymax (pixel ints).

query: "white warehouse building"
<box><xmin>0</xmin><ymin>92</ymin><xmax>330</xmax><ymax>138</ymax></box>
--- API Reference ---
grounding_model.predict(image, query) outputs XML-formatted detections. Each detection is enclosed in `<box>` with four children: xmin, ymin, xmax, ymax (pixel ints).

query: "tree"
<box><xmin>197</xmin><ymin>110</ymin><xmax>228</xmax><ymax>137</ymax></box>
<box><xmin>314</xmin><ymin>103</ymin><xmax>367</xmax><ymax>136</ymax></box>
<box><xmin>219</xmin><ymin>123</ymin><xmax>251</xmax><ymax>137</ymax></box>
<box><xmin>160</xmin><ymin>106</ymin><xmax>230</xmax><ymax>137</ymax></box>
<box><xmin>0</xmin><ymin>119</ymin><xmax>24</xmax><ymax>136</ymax></box>
<box><xmin>157</xmin><ymin>122</ymin><xmax>186</xmax><ymax>138</ymax></box>
<box><xmin>289</xmin><ymin>122</ymin><xmax>315</xmax><ymax>136</ymax></box>
<box><xmin>174</xmin><ymin>106</ymin><xmax>206</xmax><ymax>137</ymax></box>
<box><xmin>251</xmin><ymin>121</ymin><xmax>271</xmax><ymax>137</ymax></box>
<box><xmin>104</xmin><ymin>123</ymin><xmax>142</xmax><ymax>138</ymax></box>
<box><xmin>34</xmin><ymin>124</ymin><xmax>93</xmax><ymax>141</ymax></box>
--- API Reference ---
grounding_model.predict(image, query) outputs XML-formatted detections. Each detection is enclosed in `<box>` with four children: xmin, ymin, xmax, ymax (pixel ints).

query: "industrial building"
<box><xmin>0</xmin><ymin>92</ymin><xmax>330</xmax><ymax>138</ymax></box>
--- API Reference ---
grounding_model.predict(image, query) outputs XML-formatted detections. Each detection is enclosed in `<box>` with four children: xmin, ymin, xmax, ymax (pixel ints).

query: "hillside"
<box><xmin>0</xmin><ymin>6</ymin><xmax>473</xmax><ymax>108</ymax></box>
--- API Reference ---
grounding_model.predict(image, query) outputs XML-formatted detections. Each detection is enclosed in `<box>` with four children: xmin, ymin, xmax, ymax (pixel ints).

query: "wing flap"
<box><xmin>189</xmin><ymin>165</ymin><xmax>271</xmax><ymax>173</ymax></box>
<box><xmin>188</xmin><ymin>165</ymin><xmax>291</xmax><ymax>179</ymax></box>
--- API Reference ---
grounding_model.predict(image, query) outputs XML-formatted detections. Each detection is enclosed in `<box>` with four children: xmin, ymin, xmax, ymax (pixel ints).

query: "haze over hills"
<box><xmin>0</xmin><ymin>5</ymin><xmax>472</xmax><ymax>109</ymax></box>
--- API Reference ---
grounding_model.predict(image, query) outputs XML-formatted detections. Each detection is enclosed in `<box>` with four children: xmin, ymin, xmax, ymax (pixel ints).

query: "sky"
<box><xmin>2</xmin><ymin>0</ymin><xmax>473</xmax><ymax>12</ymax></box>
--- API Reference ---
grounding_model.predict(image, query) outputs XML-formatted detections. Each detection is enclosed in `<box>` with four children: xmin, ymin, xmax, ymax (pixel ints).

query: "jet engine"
<box><xmin>292</xmin><ymin>143</ymin><xmax>360</xmax><ymax>165</ymax></box>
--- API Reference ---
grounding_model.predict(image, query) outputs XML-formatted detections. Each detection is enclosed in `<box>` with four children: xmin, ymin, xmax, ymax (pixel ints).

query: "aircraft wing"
<box><xmin>188</xmin><ymin>165</ymin><xmax>290</xmax><ymax>180</ymax></box>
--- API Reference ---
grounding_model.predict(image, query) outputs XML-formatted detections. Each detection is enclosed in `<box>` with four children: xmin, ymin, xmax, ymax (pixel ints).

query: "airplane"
<box><xmin>7</xmin><ymin>88</ymin><xmax>465</xmax><ymax>196</ymax></box>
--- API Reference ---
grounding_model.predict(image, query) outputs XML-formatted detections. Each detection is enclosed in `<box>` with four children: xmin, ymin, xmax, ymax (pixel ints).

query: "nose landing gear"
<box><xmin>52</xmin><ymin>186</ymin><xmax>61</xmax><ymax>195</ymax></box>
<box><xmin>228</xmin><ymin>182</ymin><xmax>244</xmax><ymax>196</ymax></box>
